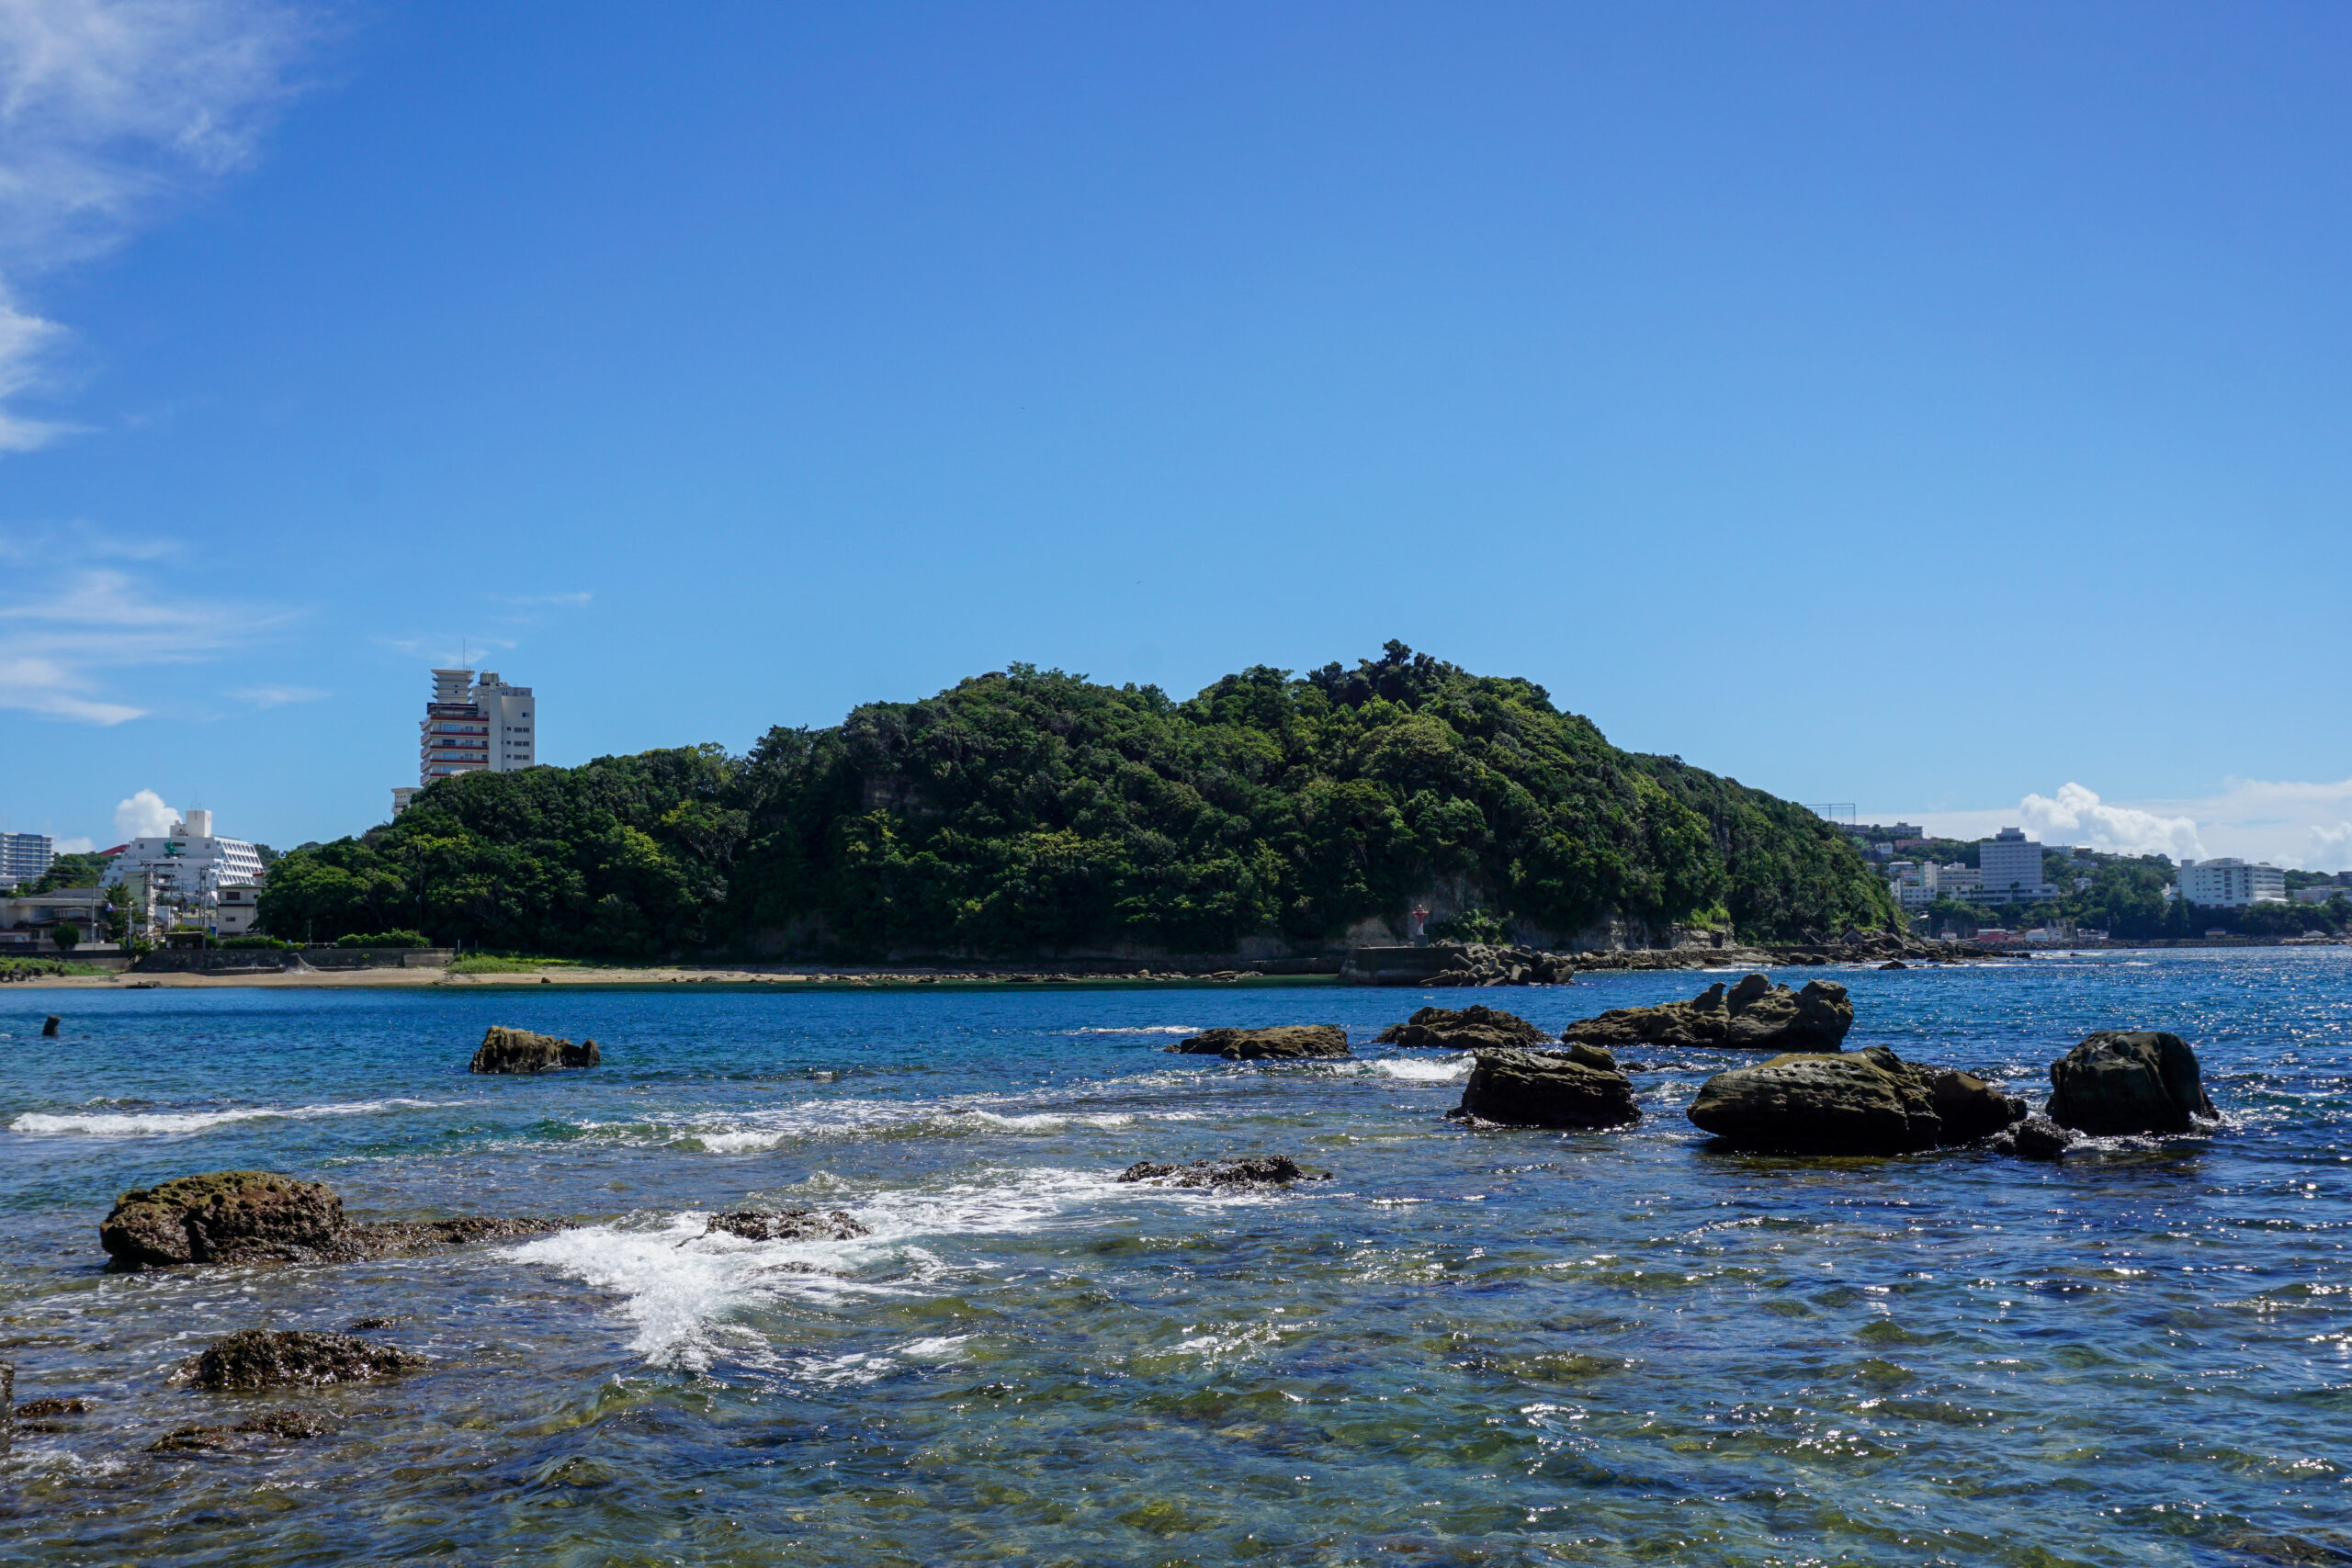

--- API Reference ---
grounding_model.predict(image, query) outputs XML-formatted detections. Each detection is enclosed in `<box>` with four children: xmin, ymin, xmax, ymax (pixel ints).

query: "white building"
<box><xmin>2178</xmin><ymin>858</ymin><xmax>2287</xmax><ymax>908</ymax></box>
<box><xmin>1928</xmin><ymin>862</ymin><xmax>1980</xmax><ymax>897</ymax></box>
<box><xmin>1976</xmin><ymin>828</ymin><xmax>2058</xmax><ymax>905</ymax></box>
<box><xmin>2</xmin><ymin>831</ymin><xmax>53</xmax><ymax>886</ymax></box>
<box><xmin>416</xmin><ymin>669</ymin><xmax>537</xmax><ymax>788</ymax></box>
<box><xmin>214</xmin><ymin>882</ymin><xmax>265</xmax><ymax>935</ymax></box>
<box><xmin>1886</xmin><ymin>862</ymin><xmax>1934</xmax><ymax>909</ymax></box>
<box><xmin>101</xmin><ymin>810</ymin><xmax>266</xmax><ymax>931</ymax></box>
<box><xmin>2294</xmin><ymin>884</ymin><xmax>2351</xmax><ymax>906</ymax></box>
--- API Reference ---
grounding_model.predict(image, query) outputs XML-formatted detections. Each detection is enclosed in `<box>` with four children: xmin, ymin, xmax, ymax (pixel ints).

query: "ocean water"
<box><xmin>2</xmin><ymin>950</ymin><xmax>2348</xmax><ymax>1566</ymax></box>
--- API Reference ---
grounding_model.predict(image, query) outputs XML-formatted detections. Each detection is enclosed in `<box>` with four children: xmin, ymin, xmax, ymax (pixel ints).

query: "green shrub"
<box><xmin>50</xmin><ymin>922</ymin><xmax>81</xmax><ymax>952</ymax></box>
<box><xmin>220</xmin><ymin>935</ymin><xmax>296</xmax><ymax>950</ymax></box>
<box><xmin>335</xmin><ymin>930</ymin><xmax>428</xmax><ymax>949</ymax></box>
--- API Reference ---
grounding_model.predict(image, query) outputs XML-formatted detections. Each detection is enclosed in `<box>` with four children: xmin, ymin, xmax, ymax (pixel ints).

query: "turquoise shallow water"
<box><xmin>2</xmin><ymin>949</ymin><xmax>2349</xmax><ymax>1565</ymax></box>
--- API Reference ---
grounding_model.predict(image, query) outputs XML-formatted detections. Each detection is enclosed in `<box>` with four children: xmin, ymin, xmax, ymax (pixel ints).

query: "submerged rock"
<box><xmin>2045</xmin><ymin>1031</ymin><xmax>2217</xmax><ymax>1135</ymax></box>
<box><xmin>101</xmin><ymin>1171</ymin><xmax>345</xmax><ymax>1269</ymax></box>
<box><xmin>1165</xmin><ymin>1025</ymin><xmax>1349</xmax><ymax>1060</ymax></box>
<box><xmin>1375</xmin><ymin>1005</ymin><xmax>1551</xmax><ymax>1050</ymax></box>
<box><xmin>1929</xmin><ymin>1070</ymin><xmax>2030</xmax><ymax>1144</ymax></box>
<box><xmin>175</xmin><ymin>1330</ymin><xmax>423</xmax><ymax>1392</ymax></box>
<box><xmin>1450</xmin><ymin>1044</ymin><xmax>1640</xmax><ymax>1130</ymax></box>
<box><xmin>469</xmin><ymin>1025</ymin><xmax>599</xmax><ymax>1073</ymax></box>
<box><xmin>1115</xmin><ymin>1156</ymin><xmax>1329</xmax><ymax>1189</ymax></box>
<box><xmin>702</xmin><ymin>1209</ymin><xmax>871</xmax><ymax>1242</ymax></box>
<box><xmin>99</xmin><ymin>1170</ymin><xmax>557</xmax><ymax>1270</ymax></box>
<box><xmin>150</xmin><ymin>1409</ymin><xmax>332</xmax><ymax>1452</ymax></box>
<box><xmin>1561</xmin><ymin>975</ymin><xmax>1853</xmax><ymax>1053</ymax></box>
<box><xmin>1687</xmin><ymin>1045</ymin><xmax>1940</xmax><ymax>1154</ymax></box>
<box><xmin>1994</xmin><ymin>1115</ymin><xmax>2075</xmax><ymax>1161</ymax></box>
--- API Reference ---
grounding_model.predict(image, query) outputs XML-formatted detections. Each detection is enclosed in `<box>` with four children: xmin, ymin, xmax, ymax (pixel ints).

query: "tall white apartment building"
<box><xmin>1977</xmin><ymin>828</ymin><xmax>2058</xmax><ymax>904</ymax></box>
<box><xmin>2178</xmin><ymin>858</ymin><xmax>2287</xmax><ymax>908</ymax></box>
<box><xmin>418</xmin><ymin>669</ymin><xmax>537</xmax><ymax>785</ymax></box>
<box><xmin>2</xmin><ymin>831</ymin><xmax>53</xmax><ymax>886</ymax></box>
<box><xmin>101</xmin><ymin>809</ymin><xmax>265</xmax><ymax>929</ymax></box>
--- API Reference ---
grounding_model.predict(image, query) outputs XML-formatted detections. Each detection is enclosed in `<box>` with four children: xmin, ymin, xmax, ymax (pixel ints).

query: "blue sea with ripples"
<box><xmin>3</xmin><ymin>949</ymin><xmax>2349</xmax><ymax>1565</ymax></box>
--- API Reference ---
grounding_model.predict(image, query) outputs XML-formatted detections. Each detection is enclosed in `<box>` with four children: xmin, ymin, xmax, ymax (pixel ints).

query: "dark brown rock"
<box><xmin>469</xmin><ymin>1025</ymin><xmax>599</xmax><ymax>1073</ymax></box>
<box><xmin>1561</xmin><ymin>975</ymin><xmax>1853</xmax><ymax>1053</ymax></box>
<box><xmin>1929</xmin><ymin>1070</ymin><xmax>2030</xmax><ymax>1144</ymax></box>
<box><xmin>1452</xmin><ymin>1045</ymin><xmax>1640</xmax><ymax>1129</ymax></box>
<box><xmin>1115</xmin><ymin>1156</ymin><xmax>1329</xmax><ymax>1189</ymax></box>
<box><xmin>101</xmin><ymin>1172</ymin><xmax>345</xmax><ymax>1269</ymax></box>
<box><xmin>2046</xmin><ymin>1031</ymin><xmax>2217</xmax><ymax>1135</ymax></box>
<box><xmin>16</xmin><ymin>1397</ymin><xmax>90</xmax><ymax>1418</ymax></box>
<box><xmin>1687</xmin><ymin>1045</ymin><xmax>1940</xmax><ymax>1154</ymax></box>
<box><xmin>1164</xmin><ymin>1025</ymin><xmax>1348</xmax><ymax>1060</ymax></box>
<box><xmin>1994</xmin><ymin>1115</ymin><xmax>2075</xmax><ymax>1160</ymax></box>
<box><xmin>702</xmin><ymin>1209</ymin><xmax>871</xmax><ymax>1242</ymax></box>
<box><xmin>338</xmin><ymin>1216</ymin><xmax>561</xmax><ymax>1258</ymax></box>
<box><xmin>149</xmin><ymin>1409</ymin><xmax>332</xmax><ymax>1452</ymax></box>
<box><xmin>175</xmin><ymin>1330</ymin><xmax>423</xmax><ymax>1392</ymax></box>
<box><xmin>1376</xmin><ymin>1005</ymin><xmax>1551</xmax><ymax>1049</ymax></box>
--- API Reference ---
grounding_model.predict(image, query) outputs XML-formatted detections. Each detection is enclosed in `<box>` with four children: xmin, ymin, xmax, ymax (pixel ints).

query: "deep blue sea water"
<box><xmin>3</xmin><ymin>949</ymin><xmax>2349</xmax><ymax>1566</ymax></box>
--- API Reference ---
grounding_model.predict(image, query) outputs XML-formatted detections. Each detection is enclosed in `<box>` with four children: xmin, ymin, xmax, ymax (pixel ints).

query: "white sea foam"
<box><xmin>8</xmin><ymin>1099</ymin><xmax>455</xmax><ymax>1137</ymax></box>
<box><xmin>653</xmin><ymin>1096</ymin><xmax>1194</xmax><ymax>1154</ymax></box>
<box><xmin>1370</xmin><ymin>1055</ymin><xmax>1473</xmax><ymax>1082</ymax></box>
<box><xmin>1068</xmin><ymin>1025</ymin><xmax>1204</xmax><ymax>1035</ymax></box>
<box><xmin>509</xmin><ymin>1168</ymin><xmax>1247</xmax><ymax>1370</ymax></box>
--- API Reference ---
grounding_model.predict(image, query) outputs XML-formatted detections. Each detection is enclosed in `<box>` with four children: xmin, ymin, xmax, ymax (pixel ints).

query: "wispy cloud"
<box><xmin>0</xmin><ymin>557</ymin><xmax>288</xmax><ymax>724</ymax></box>
<box><xmin>491</xmin><ymin>591</ymin><xmax>594</xmax><ymax>608</ymax></box>
<box><xmin>377</xmin><ymin>634</ymin><xmax>518</xmax><ymax>665</ymax></box>
<box><xmin>0</xmin><ymin>0</ymin><xmax>316</xmax><ymax>449</ymax></box>
<box><xmin>229</xmin><ymin>682</ymin><xmax>325</xmax><ymax>706</ymax></box>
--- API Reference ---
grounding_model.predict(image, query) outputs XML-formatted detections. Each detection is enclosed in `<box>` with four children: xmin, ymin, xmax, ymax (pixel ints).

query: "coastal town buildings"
<box><xmin>0</xmin><ymin>887</ymin><xmax>110</xmax><ymax>949</ymax></box>
<box><xmin>2</xmin><ymin>831</ymin><xmax>53</xmax><ymax>886</ymax></box>
<box><xmin>100</xmin><ymin>810</ymin><xmax>266</xmax><ymax>932</ymax></box>
<box><xmin>400</xmin><ymin>668</ymin><xmax>537</xmax><ymax>816</ymax></box>
<box><xmin>1976</xmin><ymin>828</ymin><xmax>2059</xmax><ymax>904</ymax></box>
<box><xmin>2178</xmin><ymin>858</ymin><xmax>2288</xmax><ymax>908</ymax></box>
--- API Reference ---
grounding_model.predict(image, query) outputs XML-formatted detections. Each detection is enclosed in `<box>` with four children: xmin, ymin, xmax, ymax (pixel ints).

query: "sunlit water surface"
<box><xmin>4</xmin><ymin>950</ymin><xmax>2349</xmax><ymax>1565</ymax></box>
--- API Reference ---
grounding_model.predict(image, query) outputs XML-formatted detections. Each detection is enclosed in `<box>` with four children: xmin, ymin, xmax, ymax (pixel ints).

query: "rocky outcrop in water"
<box><xmin>101</xmin><ymin>1171</ymin><xmax>345</xmax><ymax>1269</ymax></box>
<box><xmin>1686</xmin><ymin>1045</ymin><xmax>1941</xmax><ymax>1154</ymax></box>
<box><xmin>99</xmin><ymin>1171</ymin><xmax>558</xmax><ymax>1270</ymax></box>
<box><xmin>1993</xmin><ymin>1115</ymin><xmax>2075</xmax><ymax>1160</ymax></box>
<box><xmin>1929</xmin><ymin>1069</ymin><xmax>2030</xmax><ymax>1144</ymax></box>
<box><xmin>1115</xmin><ymin>1156</ymin><xmax>1329</xmax><ymax>1189</ymax></box>
<box><xmin>469</xmin><ymin>1025</ymin><xmax>599</xmax><ymax>1073</ymax></box>
<box><xmin>1562</xmin><ymin>974</ymin><xmax>1853</xmax><ymax>1053</ymax></box>
<box><xmin>702</xmin><ymin>1209</ymin><xmax>871</xmax><ymax>1242</ymax></box>
<box><xmin>1450</xmin><ymin>1043</ymin><xmax>1640</xmax><ymax>1129</ymax></box>
<box><xmin>1421</xmin><ymin>944</ymin><xmax>1577</xmax><ymax>987</ymax></box>
<box><xmin>2045</xmin><ymin>1031</ymin><xmax>2217</xmax><ymax>1135</ymax></box>
<box><xmin>1165</xmin><ymin>1025</ymin><xmax>1349</xmax><ymax>1060</ymax></box>
<box><xmin>1376</xmin><ymin>1005</ymin><xmax>1552</xmax><ymax>1050</ymax></box>
<box><xmin>174</xmin><ymin>1330</ymin><xmax>423</xmax><ymax>1392</ymax></box>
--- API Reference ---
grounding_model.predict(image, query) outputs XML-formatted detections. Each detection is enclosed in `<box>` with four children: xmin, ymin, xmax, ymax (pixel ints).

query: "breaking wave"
<box><xmin>8</xmin><ymin>1099</ymin><xmax>456</xmax><ymax>1137</ymax></box>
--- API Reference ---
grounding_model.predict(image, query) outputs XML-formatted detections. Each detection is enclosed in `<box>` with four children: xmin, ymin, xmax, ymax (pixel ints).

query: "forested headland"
<box><xmin>260</xmin><ymin>645</ymin><xmax>1899</xmax><ymax>959</ymax></box>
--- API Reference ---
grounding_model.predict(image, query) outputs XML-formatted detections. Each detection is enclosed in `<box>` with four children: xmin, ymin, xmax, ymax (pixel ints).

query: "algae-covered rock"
<box><xmin>1164</xmin><ymin>1025</ymin><xmax>1348</xmax><ymax>1061</ymax></box>
<box><xmin>2046</xmin><ymin>1031</ymin><xmax>2216</xmax><ymax>1135</ymax></box>
<box><xmin>1994</xmin><ymin>1115</ymin><xmax>2075</xmax><ymax>1161</ymax></box>
<box><xmin>1115</xmin><ymin>1156</ymin><xmax>1329</xmax><ymax>1189</ymax></box>
<box><xmin>1687</xmin><ymin>1045</ymin><xmax>1939</xmax><ymax>1154</ymax></box>
<box><xmin>469</xmin><ymin>1025</ymin><xmax>599</xmax><ymax>1073</ymax></box>
<box><xmin>176</xmin><ymin>1330</ymin><xmax>423</xmax><ymax>1392</ymax></box>
<box><xmin>1375</xmin><ymin>1005</ymin><xmax>1551</xmax><ymax>1049</ymax></box>
<box><xmin>702</xmin><ymin>1209</ymin><xmax>871</xmax><ymax>1242</ymax></box>
<box><xmin>100</xmin><ymin>1171</ymin><xmax>345</xmax><ymax>1270</ymax></box>
<box><xmin>1451</xmin><ymin>1044</ymin><xmax>1640</xmax><ymax>1129</ymax></box>
<box><xmin>1561</xmin><ymin>975</ymin><xmax>1852</xmax><ymax>1053</ymax></box>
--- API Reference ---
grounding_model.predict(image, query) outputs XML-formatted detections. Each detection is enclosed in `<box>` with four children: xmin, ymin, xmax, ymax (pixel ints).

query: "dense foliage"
<box><xmin>260</xmin><ymin>647</ymin><xmax>1899</xmax><ymax>957</ymax></box>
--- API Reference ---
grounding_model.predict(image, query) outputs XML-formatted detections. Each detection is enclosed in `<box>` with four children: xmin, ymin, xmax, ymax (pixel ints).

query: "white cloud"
<box><xmin>0</xmin><ymin>558</ymin><xmax>287</xmax><ymax>723</ymax></box>
<box><xmin>112</xmin><ymin>786</ymin><xmax>173</xmax><ymax>838</ymax></box>
<box><xmin>230</xmin><ymin>682</ymin><xmax>325</xmax><ymax>707</ymax></box>
<box><xmin>54</xmin><ymin>834</ymin><xmax>95</xmax><ymax>852</ymax></box>
<box><xmin>1905</xmin><ymin>774</ymin><xmax>2352</xmax><ymax>868</ymax></box>
<box><xmin>2311</xmin><ymin>823</ymin><xmax>2352</xmax><ymax>874</ymax></box>
<box><xmin>0</xmin><ymin>0</ymin><xmax>315</xmax><ymax>447</ymax></box>
<box><xmin>2018</xmin><ymin>782</ymin><xmax>2204</xmax><ymax>861</ymax></box>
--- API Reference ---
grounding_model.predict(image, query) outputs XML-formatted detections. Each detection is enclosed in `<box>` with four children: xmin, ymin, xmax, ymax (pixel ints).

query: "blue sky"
<box><xmin>3</xmin><ymin>2</ymin><xmax>2348</xmax><ymax>866</ymax></box>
